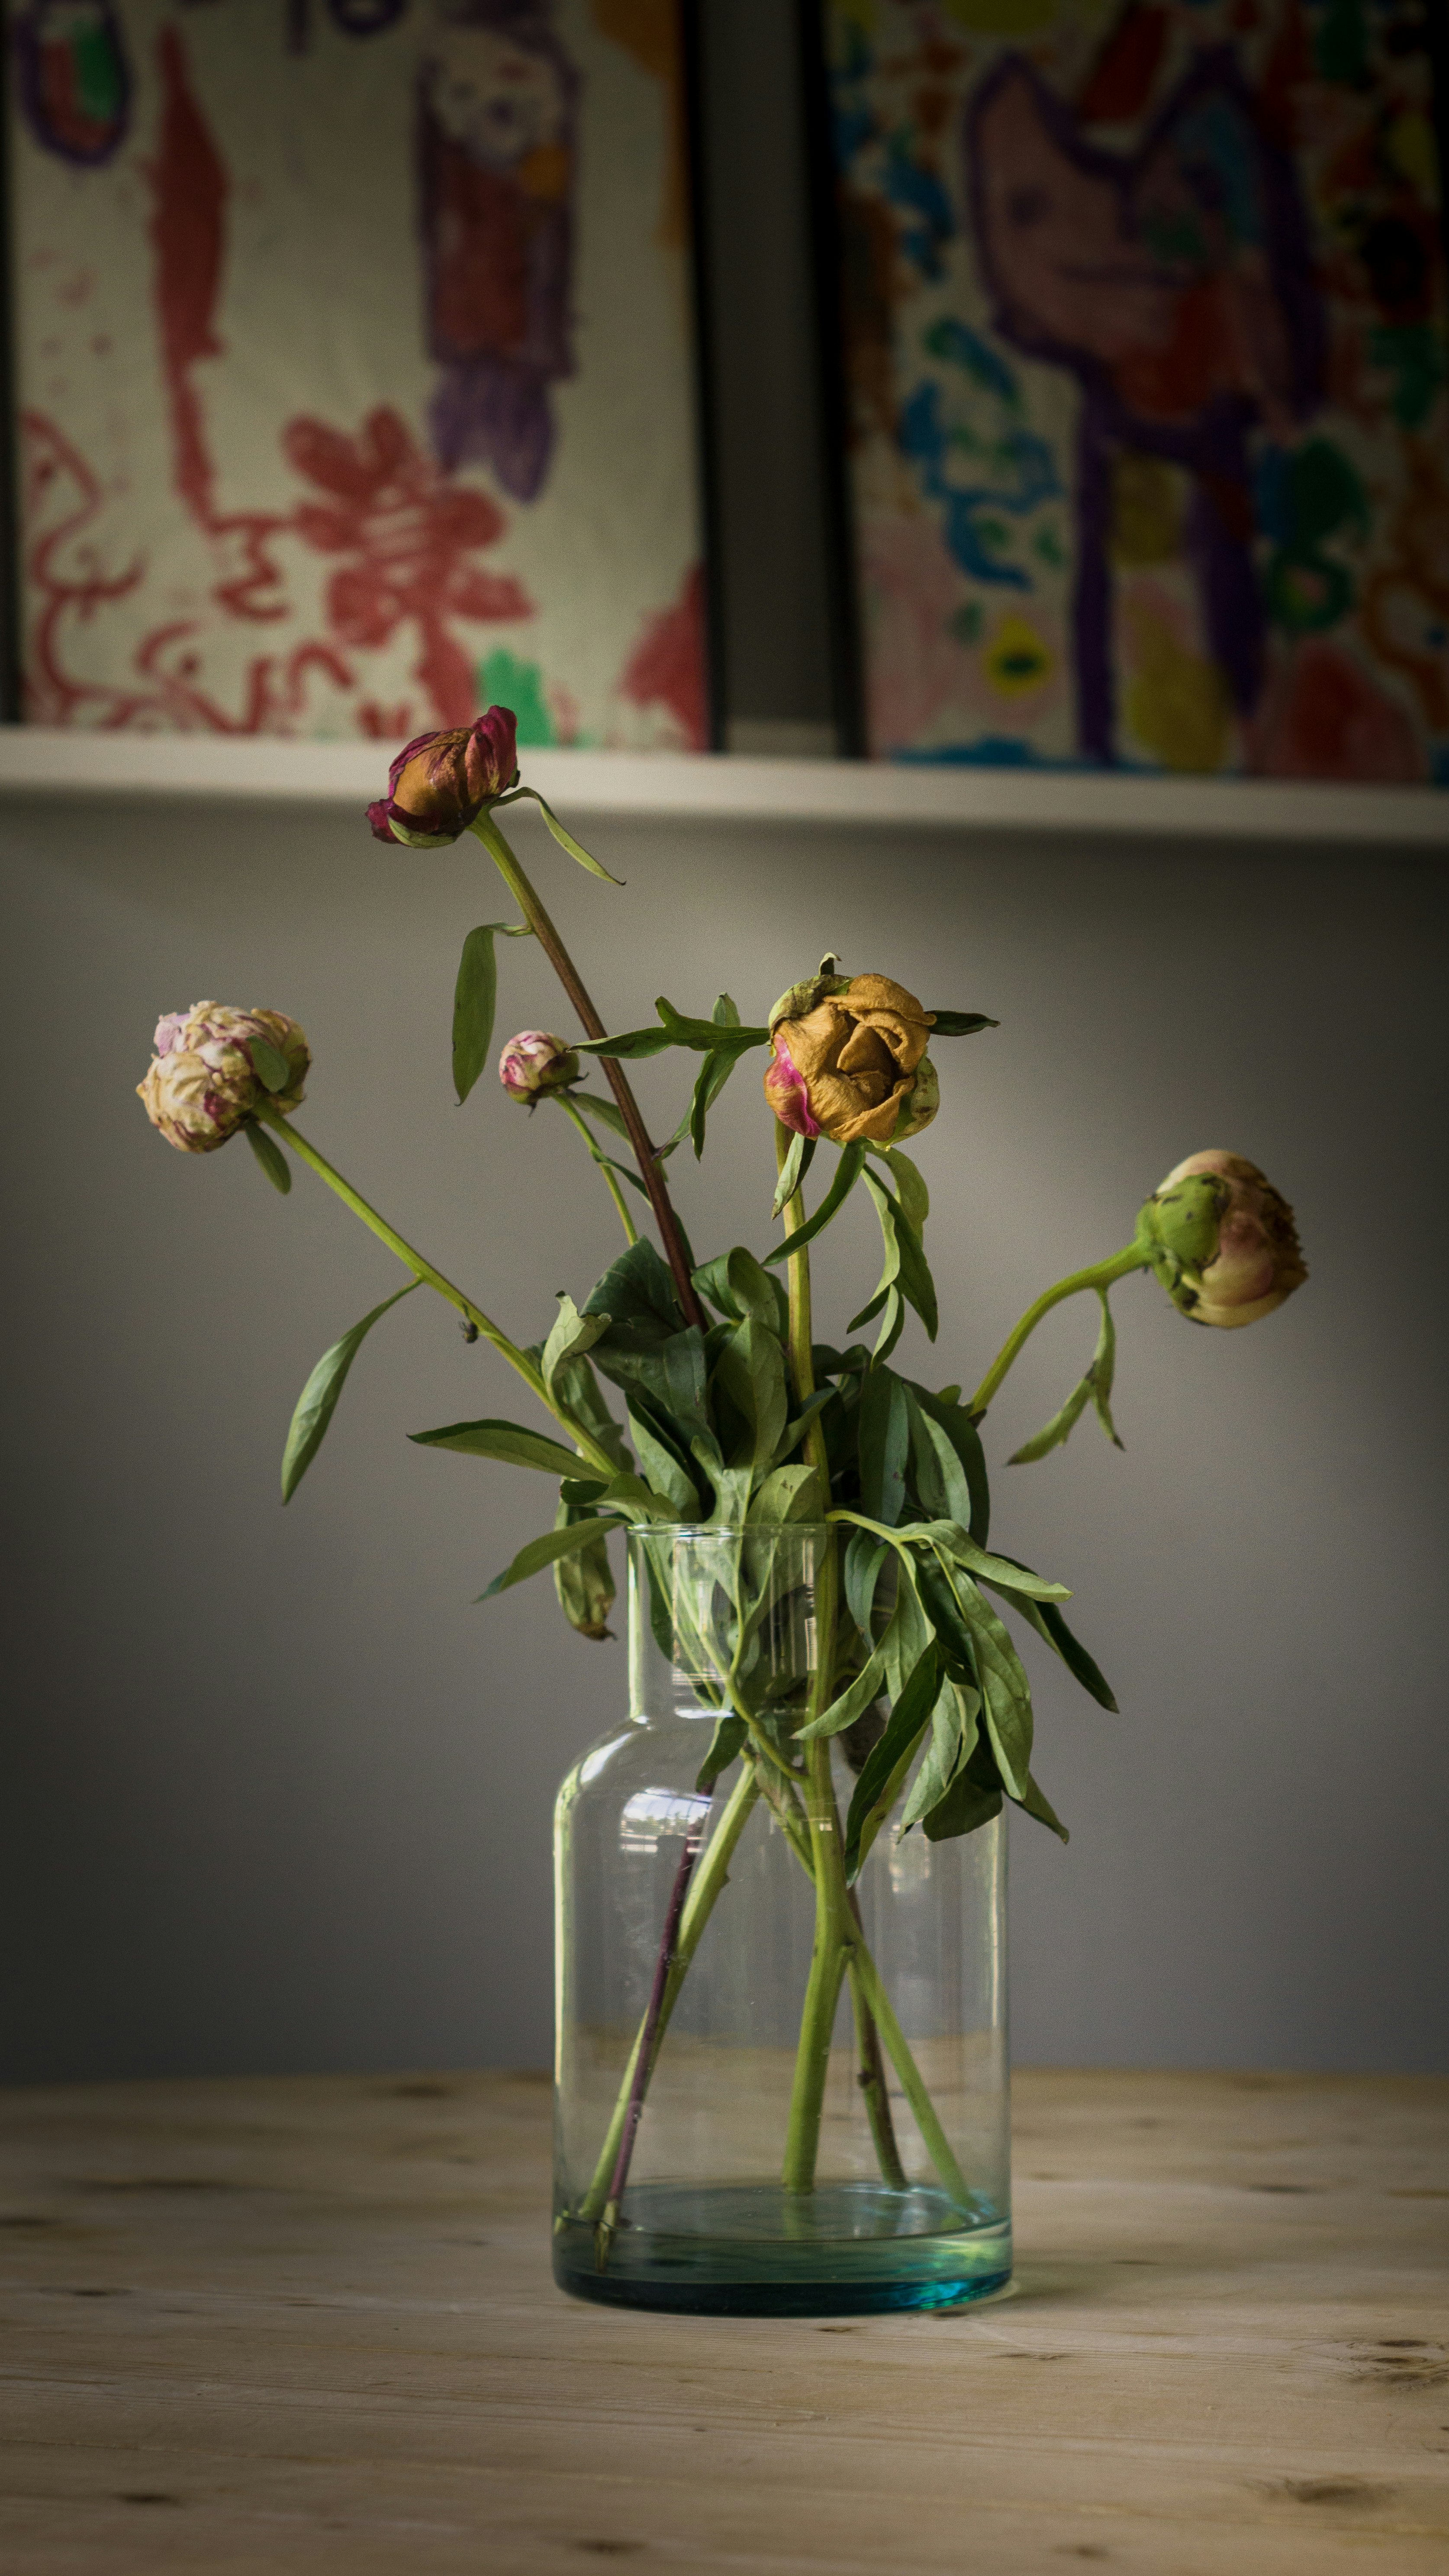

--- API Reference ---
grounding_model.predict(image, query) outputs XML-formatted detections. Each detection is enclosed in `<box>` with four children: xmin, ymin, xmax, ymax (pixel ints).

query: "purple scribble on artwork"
<box><xmin>418</xmin><ymin>0</ymin><xmax>577</xmax><ymax>504</ymax></box>
<box><xmin>14</xmin><ymin>0</ymin><xmax>131</xmax><ymax>167</ymax></box>
<box><xmin>966</xmin><ymin>48</ymin><xmax>1324</xmax><ymax>765</ymax></box>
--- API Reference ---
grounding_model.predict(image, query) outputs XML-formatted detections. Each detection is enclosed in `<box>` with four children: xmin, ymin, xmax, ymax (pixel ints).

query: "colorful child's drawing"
<box><xmin>821</xmin><ymin>0</ymin><xmax>1449</xmax><ymax>781</ymax></box>
<box><xmin>10</xmin><ymin>0</ymin><xmax>706</xmax><ymax>745</ymax></box>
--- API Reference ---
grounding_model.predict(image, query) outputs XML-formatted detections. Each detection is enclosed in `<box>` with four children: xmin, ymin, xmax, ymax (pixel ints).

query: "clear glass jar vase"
<box><xmin>553</xmin><ymin>1525</ymin><xmax>1010</xmax><ymax>2315</ymax></box>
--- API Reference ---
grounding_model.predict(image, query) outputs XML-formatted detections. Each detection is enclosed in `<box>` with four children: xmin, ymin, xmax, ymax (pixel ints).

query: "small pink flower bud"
<box><xmin>498</xmin><ymin>1030</ymin><xmax>580</xmax><ymax>1103</ymax></box>
<box><xmin>366</xmin><ymin>707</ymin><xmax>519</xmax><ymax>847</ymax></box>
<box><xmin>137</xmin><ymin>1004</ymin><xmax>310</xmax><ymax>1153</ymax></box>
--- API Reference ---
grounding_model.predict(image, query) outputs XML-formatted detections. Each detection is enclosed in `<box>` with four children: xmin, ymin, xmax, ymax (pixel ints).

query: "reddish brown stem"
<box><xmin>477</xmin><ymin>813</ymin><xmax>705</xmax><ymax>1328</ymax></box>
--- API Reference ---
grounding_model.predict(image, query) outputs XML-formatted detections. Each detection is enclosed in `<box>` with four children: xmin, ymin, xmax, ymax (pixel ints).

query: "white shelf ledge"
<box><xmin>0</xmin><ymin>727</ymin><xmax>1444</xmax><ymax>846</ymax></box>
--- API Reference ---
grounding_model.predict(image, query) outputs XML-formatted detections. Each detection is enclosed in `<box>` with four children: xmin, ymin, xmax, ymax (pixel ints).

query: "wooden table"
<box><xmin>1</xmin><ymin>2070</ymin><xmax>1446</xmax><ymax>2573</ymax></box>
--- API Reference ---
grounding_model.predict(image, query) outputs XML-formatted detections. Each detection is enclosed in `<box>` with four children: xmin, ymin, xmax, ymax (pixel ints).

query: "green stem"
<box><xmin>775</xmin><ymin>1120</ymin><xmax>853</xmax><ymax>2197</ymax></box>
<box><xmin>471</xmin><ymin>811</ymin><xmax>705</xmax><ymax>1329</ymax></box>
<box><xmin>555</xmin><ymin>1094</ymin><xmax>638</xmax><ymax>1246</ymax></box>
<box><xmin>846</xmin><ymin>1899</ymin><xmax>907</xmax><ymax>2192</ymax></box>
<box><xmin>577</xmin><ymin>1760</ymin><xmax>761</xmax><ymax>2228</ymax></box>
<box><xmin>849</xmin><ymin>1939</ymin><xmax>972</xmax><ymax>2212</ymax></box>
<box><xmin>255</xmin><ymin>1107</ymin><xmax>617</xmax><ymax>1481</ymax></box>
<box><xmin>968</xmin><ymin>1242</ymin><xmax>1147</xmax><ymax>1419</ymax></box>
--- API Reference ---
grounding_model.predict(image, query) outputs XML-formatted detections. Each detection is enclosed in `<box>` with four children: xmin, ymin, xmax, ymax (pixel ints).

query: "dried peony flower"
<box><xmin>498</xmin><ymin>1029</ymin><xmax>580</xmax><ymax>1103</ymax></box>
<box><xmin>764</xmin><ymin>972</ymin><xmax>938</xmax><ymax>1147</ymax></box>
<box><xmin>1140</xmin><ymin>1151</ymin><xmax>1307</xmax><ymax>1328</ymax></box>
<box><xmin>367</xmin><ymin>707</ymin><xmax>519</xmax><ymax>847</ymax></box>
<box><xmin>137</xmin><ymin>1003</ymin><xmax>309</xmax><ymax>1153</ymax></box>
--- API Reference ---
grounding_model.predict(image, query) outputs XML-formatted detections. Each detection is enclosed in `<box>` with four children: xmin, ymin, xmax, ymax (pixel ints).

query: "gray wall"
<box><xmin>2</xmin><ymin>794</ymin><xmax>1445</xmax><ymax>2081</ymax></box>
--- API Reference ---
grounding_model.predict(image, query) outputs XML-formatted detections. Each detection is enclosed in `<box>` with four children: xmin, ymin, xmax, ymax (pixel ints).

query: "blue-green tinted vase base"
<box><xmin>554</xmin><ymin>2180</ymin><xmax>1012</xmax><ymax>2317</ymax></box>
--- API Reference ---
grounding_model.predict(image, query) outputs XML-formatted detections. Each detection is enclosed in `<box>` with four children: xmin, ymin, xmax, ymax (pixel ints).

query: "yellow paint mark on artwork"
<box><xmin>834</xmin><ymin>0</ymin><xmax>879</xmax><ymax>36</ymax></box>
<box><xmin>985</xmin><ymin>615</ymin><xmax>1052</xmax><ymax>695</ymax></box>
<box><xmin>1124</xmin><ymin>607</ymin><xmax>1231</xmax><ymax>772</ymax></box>
<box><xmin>1385</xmin><ymin>109</ymin><xmax>1439</xmax><ymax>204</ymax></box>
<box><xmin>1110</xmin><ymin>454</ymin><xmax>1181</xmax><ymax>567</ymax></box>
<box><xmin>941</xmin><ymin>0</ymin><xmax>1062</xmax><ymax>30</ymax></box>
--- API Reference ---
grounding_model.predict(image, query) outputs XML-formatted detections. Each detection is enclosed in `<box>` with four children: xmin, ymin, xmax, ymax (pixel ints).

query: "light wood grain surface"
<box><xmin>0</xmin><ymin>2069</ymin><xmax>1445</xmax><ymax>2573</ymax></box>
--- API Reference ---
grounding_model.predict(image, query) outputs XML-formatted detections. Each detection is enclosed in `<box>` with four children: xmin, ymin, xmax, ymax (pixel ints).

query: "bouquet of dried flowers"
<box><xmin>137</xmin><ymin>708</ymin><xmax>1306</xmax><ymax>2239</ymax></box>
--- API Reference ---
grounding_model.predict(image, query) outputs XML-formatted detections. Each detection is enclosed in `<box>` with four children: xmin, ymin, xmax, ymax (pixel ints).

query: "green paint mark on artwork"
<box><xmin>477</xmin><ymin>649</ymin><xmax>555</xmax><ymax>747</ymax></box>
<box><xmin>950</xmin><ymin>599</ymin><xmax>984</xmax><ymax>646</ymax></box>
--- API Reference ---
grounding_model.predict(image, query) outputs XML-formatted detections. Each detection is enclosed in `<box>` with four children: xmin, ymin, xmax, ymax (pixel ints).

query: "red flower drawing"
<box><xmin>286</xmin><ymin>406</ymin><xmax>532</xmax><ymax>727</ymax></box>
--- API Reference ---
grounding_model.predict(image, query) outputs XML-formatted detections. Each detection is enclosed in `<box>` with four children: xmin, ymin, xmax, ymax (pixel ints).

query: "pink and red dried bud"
<box><xmin>498</xmin><ymin>1029</ymin><xmax>580</xmax><ymax>1103</ymax></box>
<box><xmin>367</xmin><ymin>706</ymin><xmax>519</xmax><ymax>848</ymax></box>
<box><xmin>1144</xmin><ymin>1151</ymin><xmax>1307</xmax><ymax>1328</ymax></box>
<box><xmin>137</xmin><ymin>1003</ymin><xmax>310</xmax><ymax>1154</ymax></box>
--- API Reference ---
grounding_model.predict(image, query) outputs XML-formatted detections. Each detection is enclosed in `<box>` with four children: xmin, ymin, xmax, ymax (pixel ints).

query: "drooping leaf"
<box><xmin>409</xmin><ymin>1417</ymin><xmax>591</xmax><ymax>1477</ymax></box>
<box><xmin>990</xmin><ymin>1571</ymin><xmax>1119</xmax><ymax>1712</ymax></box>
<box><xmin>844</xmin><ymin>1525</ymin><xmax>889</xmax><ymax>1649</ymax></box>
<box><xmin>927</xmin><ymin>1010</ymin><xmax>999</xmax><ymax>1036</ymax></box>
<box><xmin>902</xmin><ymin>1677</ymin><xmax>979</xmax><ymax>1830</ymax></box>
<box><xmin>870</xmin><ymin>1143</ymin><xmax>928</xmax><ymax>1234</ymax></box>
<box><xmin>767</xmin><ymin>1388</ymin><xmax>833</xmax><ymax>1470</ymax></box>
<box><xmin>582</xmin><ymin>1239</ymin><xmax>684</xmax><ymax>1387</ymax></box>
<box><xmin>592</xmin><ymin>1471</ymin><xmax>681</xmax><ymax>1525</ymax></box>
<box><xmin>763</xmin><ymin>1140</ymin><xmax>867</xmax><ymax>1265</ymax></box>
<box><xmin>861</xmin><ymin>1171</ymin><xmax>938</xmax><ymax>1341</ymax></box>
<box><xmin>687</xmin><ymin>996</ymin><xmax>744</xmax><ymax>1159</ymax></box>
<box><xmin>551</xmin><ymin>1495</ymin><xmax>616</xmax><ymax>1641</ymax></box>
<box><xmin>921</xmin><ymin>1762</ymin><xmax>1004</xmax><ymax>1843</ymax></box>
<box><xmin>842</xmin><ymin>1643</ymin><xmax>941</xmax><ymax>1877</ymax></box>
<box><xmin>626</xmin><ymin>1398</ymin><xmax>703</xmax><ymax>1519</ymax></box>
<box><xmin>693</xmin><ymin>1247</ymin><xmax>787</xmax><ymax>1337</ymax></box>
<box><xmin>248</xmin><ymin>1034</ymin><xmax>292</xmax><ymax>1093</ymax></box>
<box><xmin>1009</xmin><ymin>1290</ymin><xmax>1124</xmax><ymax>1465</ymax></box>
<box><xmin>857</xmin><ymin>1367</ymin><xmax>909</xmax><ymax>1527</ymax></box>
<box><xmin>566</xmin><ymin>1089</ymin><xmax>632</xmax><ymax>1145</ymax></box>
<box><xmin>908</xmin><ymin>1382</ymin><xmax>991</xmax><ymax>1543</ymax></box>
<box><xmin>480</xmin><ymin>1516</ymin><xmax>621</xmax><ymax>1599</ymax></box>
<box><xmin>497</xmin><ymin>785</ymin><xmax>624</xmax><ymax>884</ymax></box>
<box><xmin>548</xmin><ymin>1351</ymin><xmax>632</xmax><ymax>1475</ymax></box>
<box><xmin>244</xmin><ymin>1120</ymin><xmax>292</xmax><ymax>1194</ymax></box>
<box><xmin>714</xmin><ymin>1317</ymin><xmax>789</xmax><ymax>1473</ymax></box>
<box><xmin>542</xmin><ymin>1292</ymin><xmax>609</xmax><ymax>1395</ymax></box>
<box><xmin>696</xmin><ymin>1713</ymin><xmax>747</xmax><ymax>1793</ymax></box>
<box><xmin>749</xmin><ymin>1462</ymin><xmax>824</xmax><ymax>1524</ymax></box>
<box><xmin>451</xmin><ymin>922</ymin><xmax>521</xmax><ymax>1105</ymax></box>
<box><xmin>772</xmin><ymin>1129</ymin><xmax>815</xmax><ymax>1218</ymax></box>
<box><xmin>1011</xmin><ymin>1766</ymin><xmax>1069</xmax><ymax>1842</ymax></box>
<box><xmin>280</xmin><ymin>1281</ymin><xmax>419</xmax><ymax>1503</ymax></box>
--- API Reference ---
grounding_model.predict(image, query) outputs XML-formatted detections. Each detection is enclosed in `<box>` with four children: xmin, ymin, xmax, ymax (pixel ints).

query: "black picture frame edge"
<box><xmin>0</xmin><ymin>15</ymin><xmax>23</xmax><ymax>726</ymax></box>
<box><xmin>680</xmin><ymin>0</ymin><xmax>728</xmax><ymax>755</ymax></box>
<box><xmin>795</xmin><ymin>0</ymin><xmax>866</xmax><ymax>760</ymax></box>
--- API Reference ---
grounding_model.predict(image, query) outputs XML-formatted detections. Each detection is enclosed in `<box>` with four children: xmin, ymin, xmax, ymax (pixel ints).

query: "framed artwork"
<box><xmin>811</xmin><ymin>0</ymin><xmax>1449</xmax><ymax>782</ymax></box>
<box><xmin>5</xmin><ymin>0</ymin><xmax>711</xmax><ymax>746</ymax></box>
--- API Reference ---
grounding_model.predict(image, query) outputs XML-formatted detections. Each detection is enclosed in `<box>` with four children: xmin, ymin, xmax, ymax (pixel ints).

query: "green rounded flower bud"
<box><xmin>1139</xmin><ymin>1152</ymin><xmax>1307</xmax><ymax>1328</ymax></box>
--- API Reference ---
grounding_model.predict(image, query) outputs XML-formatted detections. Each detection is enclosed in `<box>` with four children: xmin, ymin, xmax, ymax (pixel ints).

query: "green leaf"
<box><xmin>842</xmin><ymin>1644</ymin><xmax>942</xmax><ymax>1877</ymax></box>
<box><xmin>905</xmin><ymin>1392</ymin><xmax>974</xmax><ymax>1533</ymax></box>
<box><xmin>408</xmin><ymin>1417</ymin><xmax>589</xmax><ymax>1477</ymax></box>
<box><xmin>244</xmin><ymin>1120</ymin><xmax>292</xmax><ymax>1194</ymax></box>
<box><xmin>581</xmin><ymin>1240</ymin><xmax>683</xmax><ymax>1373</ymax></box>
<box><xmin>248</xmin><ymin>1034</ymin><xmax>291</xmax><ymax>1093</ymax></box>
<box><xmin>592</xmin><ymin>1471</ymin><xmax>681</xmax><ymax>1525</ymax></box>
<box><xmin>844</xmin><ymin>1525</ymin><xmax>889</xmax><ymax>1648</ymax></box>
<box><xmin>499</xmin><ymin>785</ymin><xmax>625</xmax><ymax>884</ymax></box>
<box><xmin>991</xmin><ymin>1573</ymin><xmax>1119</xmax><ymax>1712</ymax></box>
<box><xmin>566</xmin><ymin>1090</ymin><xmax>631</xmax><ymax>1145</ymax></box>
<box><xmin>763</xmin><ymin>1141</ymin><xmax>868</xmax><ymax>1266</ymax></box>
<box><xmin>693</xmin><ymin>1246</ymin><xmax>787</xmax><ymax>1337</ymax></box>
<box><xmin>870</xmin><ymin>1143</ymin><xmax>928</xmax><ymax>1233</ymax></box>
<box><xmin>714</xmin><ymin>1318</ymin><xmax>789</xmax><ymax>1473</ymax></box>
<box><xmin>772</xmin><ymin>1130</ymin><xmax>815</xmax><ymax>1218</ymax></box>
<box><xmin>281</xmin><ymin>1281</ymin><xmax>419</xmax><ymax>1503</ymax></box>
<box><xmin>542</xmin><ymin>1292</ymin><xmax>609</xmax><ymax>1395</ymax></box>
<box><xmin>656</xmin><ymin>997</ymin><xmax>770</xmax><ymax>1053</ymax></box>
<box><xmin>767</xmin><ymin>1388</ymin><xmax>833</xmax><ymax>1469</ymax></box>
<box><xmin>551</xmin><ymin>1495</ymin><xmax>616</xmax><ymax>1641</ymax></box>
<box><xmin>1009</xmin><ymin>1291</ymin><xmax>1124</xmax><ymax>1465</ymax></box>
<box><xmin>575</xmin><ymin>1024</ymin><xmax>678</xmax><ymax>1060</ymax></box>
<box><xmin>696</xmin><ymin>1713</ymin><xmax>748</xmax><ymax>1793</ymax></box>
<box><xmin>451</xmin><ymin>923</ymin><xmax>509</xmax><ymax>1104</ymax></box>
<box><xmin>921</xmin><ymin>1763</ymin><xmax>1004</xmax><ymax>1843</ymax></box>
<box><xmin>625</xmin><ymin>1398</ymin><xmax>703</xmax><ymax>1519</ymax></box>
<box><xmin>548</xmin><ymin>1351</ymin><xmax>632</xmax><ymax>1475</ymax></box>
<box><xmin>749</xmin><ymin>1463</ymin><xmax>824</xmax><ymax>1524</ymax></box>
<box><xmin>858</xmin><ymin>1367</ymin><xmax>909</xmax><ymax>1527</ymax></box>
<box><xmin>902</xmin><ymin>1677</ymin><xmax>979</xmax><ymax>1830</ymax></box>
<box><xmin>927</xmin><ymin>1010</ymin><xmax>999</xmax><ymax>1036</ymax></box>
<box><xmin>688</xmin><ymin>1049</ymin><xmax>737</xmax><ymax>1158</ymax></box>
<box><xmin>908</xmin><ymin>1383</ymin><xmax>991</xmax><ymax>1543</ymax></box>
<box><xmin>863</xmin><ymin>1171</ymin><xmax>938</xmax><ymax>1341</ymax></box>
<box><xmin>1011</xmin><ymin>1766</ymin><xmax>1069</xmax><ymax>1842</ymax></box>
<box><xmin>480</xmin><ymin>1516</ymin><xmax>620</xmax><ymax>1600</ymax></box>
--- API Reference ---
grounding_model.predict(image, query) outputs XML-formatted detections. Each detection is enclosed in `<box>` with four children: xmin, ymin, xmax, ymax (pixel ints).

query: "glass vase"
<box><xmin>553</xmin><ymin>1525</ymin><xmax>1010</xmax><ymax>2315</ymax></box>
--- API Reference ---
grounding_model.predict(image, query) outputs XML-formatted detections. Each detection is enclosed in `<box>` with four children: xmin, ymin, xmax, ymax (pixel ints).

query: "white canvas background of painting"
<box><xmin>12</xmin><ymin>0</ymin><xmax>702</xmax><ymax>742</ymax></box>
